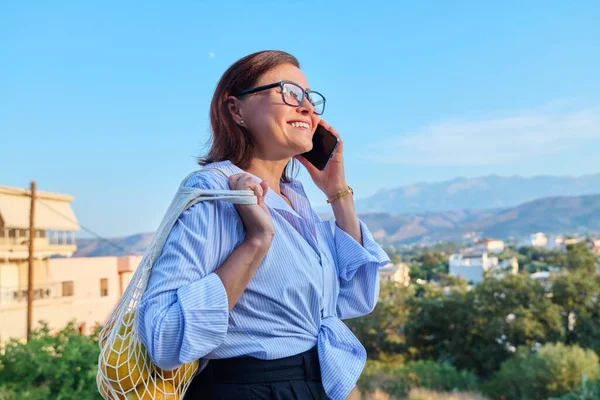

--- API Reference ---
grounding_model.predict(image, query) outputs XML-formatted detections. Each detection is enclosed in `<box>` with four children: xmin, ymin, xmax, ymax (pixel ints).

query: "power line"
<box><xmin>36</xmin><ymin>199</ymin><xmax>135</xmax><ymax>256</ymax></box>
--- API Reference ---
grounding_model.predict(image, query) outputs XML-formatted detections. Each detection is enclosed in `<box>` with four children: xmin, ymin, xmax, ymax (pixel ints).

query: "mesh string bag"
<box><xmin>97</xmin><ymin>168</ymin><xmax>256</xmax><ymax>399</ymax></box>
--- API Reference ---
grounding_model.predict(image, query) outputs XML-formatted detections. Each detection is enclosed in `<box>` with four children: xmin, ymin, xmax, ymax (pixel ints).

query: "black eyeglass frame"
<box><xmin>234</xmin><ymin>81</ymin><xmax>326</xmax><ymax>115</ymax></box>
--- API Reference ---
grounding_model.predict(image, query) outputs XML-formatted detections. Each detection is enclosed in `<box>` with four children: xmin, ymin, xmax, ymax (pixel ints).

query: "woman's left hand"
<box><xmin>295</xmin><ymin>120</ymin><xmax>349</xmax><ymax>199</ymax></box>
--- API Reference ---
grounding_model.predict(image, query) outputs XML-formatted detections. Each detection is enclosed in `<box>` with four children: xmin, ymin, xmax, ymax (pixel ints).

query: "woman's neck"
<box><xmin>245</xmin><ymin>158</ymin><xmax>289</xmax><ymax>196</ymax></box>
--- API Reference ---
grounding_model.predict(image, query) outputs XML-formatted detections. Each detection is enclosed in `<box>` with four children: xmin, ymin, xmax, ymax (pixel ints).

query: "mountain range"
<box><xmin>352</xmin><ymin>173</ymin><xmax>600</xmax><ymax>215</ymax></box>
<box><xmin>73</xmin><ymin>173</ymin><xmax>600</xmax><ymax>255</ymax></box>
<box><xmin>360</xmin><ymin>194</ymin><xmax>600</xmax><ymax>244</ymax></box>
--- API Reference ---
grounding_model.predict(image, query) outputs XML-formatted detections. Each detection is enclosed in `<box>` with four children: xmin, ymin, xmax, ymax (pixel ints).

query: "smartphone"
<box><xmin>301</xmin><ymin>124</ymin><xmax>339</xmax><ymax>171</ymax></box>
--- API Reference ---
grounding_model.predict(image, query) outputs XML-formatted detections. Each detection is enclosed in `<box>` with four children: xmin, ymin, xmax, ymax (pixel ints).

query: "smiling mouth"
<box><xmin>288</xmin><ymin>121</ymin><xmax>311</xmax><ymax>130</ymax></box>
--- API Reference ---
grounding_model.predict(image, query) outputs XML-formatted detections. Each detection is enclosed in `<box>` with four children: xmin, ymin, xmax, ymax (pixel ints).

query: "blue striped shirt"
<box><xmin>138</xmin><ymin>160</ymin><xmax>390</xmax><ymax>400</ymax></box>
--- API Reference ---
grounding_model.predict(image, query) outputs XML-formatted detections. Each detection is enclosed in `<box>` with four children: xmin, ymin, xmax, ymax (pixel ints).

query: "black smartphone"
<box><xmin>301</xmin><ymin>124</ymin><xmax>339</xmax><ymax>171</ymax></box>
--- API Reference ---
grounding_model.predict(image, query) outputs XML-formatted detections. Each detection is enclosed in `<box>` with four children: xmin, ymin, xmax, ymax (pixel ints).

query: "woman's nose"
<box><xmin>297</xmin><ymin>98</ymin><xmax>315</xmax><ymax>115</ymax></box>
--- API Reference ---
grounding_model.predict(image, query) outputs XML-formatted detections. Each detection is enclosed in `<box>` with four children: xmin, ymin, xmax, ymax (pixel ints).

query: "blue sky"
<box><xmin>2</xmin><ymin>1</ymin><xmax>599</xmax><ymax>237</ymax></box>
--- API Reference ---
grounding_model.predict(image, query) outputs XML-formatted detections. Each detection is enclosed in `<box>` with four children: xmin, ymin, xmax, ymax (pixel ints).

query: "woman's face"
<box><xmin>235</xmin><ymin>63</ymin><xmax>321</xmax><ymax>161</ymax></box>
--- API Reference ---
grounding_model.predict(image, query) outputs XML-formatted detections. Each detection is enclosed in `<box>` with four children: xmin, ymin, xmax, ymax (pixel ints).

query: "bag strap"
<box><xmin>204</xmin><ymin>167</ymin><xmax>231</xmax><ymax>179</ymax></box>
<box><xmin>178</xmin><ymin>167</ymin><xmax>232</xmax><ymax>188</ymax></box>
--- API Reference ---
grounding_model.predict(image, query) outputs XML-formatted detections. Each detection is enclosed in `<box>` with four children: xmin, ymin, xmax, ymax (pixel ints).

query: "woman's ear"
<box><xmin>226</xmin><ymin>96</ymin><xmax>245</xmax><ymax>126</ymax></box>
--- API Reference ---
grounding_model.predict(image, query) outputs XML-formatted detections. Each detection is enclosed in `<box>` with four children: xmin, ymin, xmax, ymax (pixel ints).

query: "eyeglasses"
<box><xmin>235</xmin><ymin>81</ymin><xmax>326</xmax><ymax>115</ymax></box>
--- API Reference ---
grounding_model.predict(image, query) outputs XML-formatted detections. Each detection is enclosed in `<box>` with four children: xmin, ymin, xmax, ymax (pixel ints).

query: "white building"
<box><xmin>474</xmin><ymin>238</ymin><xmax>505</xmax><ymax>254</ymax></box>
<box><xmin>529</xmin><ymin>271</ymin><xmax>552</xmax><ymax>288</ymax></box>
<box><xmin>545</xmin><ymin>235</ymin><xmax>565</xmax><ymax>250</ymax></box>
<box><xmin>520</xmin><ymin>232</ymin><xmax>548</xmax><ymax>248</ymax></box>
<box><xmin>449</xmin><ymin>251</ymin><xmax>518</xmax><ymax>284</ymax></box>
<box><xmin>379</xmin><ymin>263</ymin><xmax>410</xmax><ymax>287</ymax></box>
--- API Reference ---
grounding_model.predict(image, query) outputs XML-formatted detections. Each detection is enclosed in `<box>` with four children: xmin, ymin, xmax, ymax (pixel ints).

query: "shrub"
<box><xmin>485</xmin><ymin>343</ymin><xmax>600</xmax><ymax>400</ymax></box>
<box><xmin>358</xmin><ymin>360</ymin><xmax>479</xmax><ymax>398</ymax></box>
<box><xmin>550</xmin><ymin>376</ymin><xmax>600</xmax><ymax>399</ymax></box>
<box><xmin>0</xmin><ymin>321</ymin><xmax>102</xmax><ymax>400</ymax></box>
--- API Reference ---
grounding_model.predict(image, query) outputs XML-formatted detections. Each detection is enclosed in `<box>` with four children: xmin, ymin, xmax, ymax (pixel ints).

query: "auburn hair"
<box><xmin>199</xmin><ymin>50</ymin><xmax>300</xmax><ymax>182</ymax></box>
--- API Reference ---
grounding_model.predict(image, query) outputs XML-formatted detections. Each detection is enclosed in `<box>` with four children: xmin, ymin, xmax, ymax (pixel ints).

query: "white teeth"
<box><xmin>290</xmin><ymin>122</ymin><xmax>310</xmax><ymax>129</ymax></box>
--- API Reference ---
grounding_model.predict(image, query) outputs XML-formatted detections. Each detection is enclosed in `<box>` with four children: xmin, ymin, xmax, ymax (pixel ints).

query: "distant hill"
<box><xmin>74</xmin><ymin>194</ymin><xmax>600</xmax><ymax>256</ymax></box>
<box><xmin>360</xmin><ymin>194</ymin><xmax>600</xmax><ymax>244</ymax></box>
<box><xmin>353</xmin><ymin>173</ymin><xmax>600</xmax><ymax>215</ymax></box>
<box><xmin>75</xmin><ymin>232</ymin><xmax>154</xmax><ymax>257</ymax></box>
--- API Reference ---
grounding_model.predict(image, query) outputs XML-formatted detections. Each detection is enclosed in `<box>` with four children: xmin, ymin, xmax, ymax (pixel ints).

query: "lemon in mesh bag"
<box><xmin>98</xmin><ymin>310</ymin><xmax>199</xmax><ymax>399</ymax></box>
<box><xmin>155</xmin><ymin>360</ymin><xmax>200</xmax><ymax>387</ymax></box>
<box><xmin>126</xmin><ymin>360</ymin><xmax>200</xmax><ymax>399</ymax></box>
<box><xmin>96</xmin><ymin>168</ymin><xmax>255</xmax><ymax>399</ymax></box>
<box><xmin>126</xmin><ymin>379</ymin><xmax>177</xmax><ymax>400</ymax></box>
<box><xmin>99</xmin><ymin>311</ymin><xmax>151</xmax><ymax>394</ymax></box>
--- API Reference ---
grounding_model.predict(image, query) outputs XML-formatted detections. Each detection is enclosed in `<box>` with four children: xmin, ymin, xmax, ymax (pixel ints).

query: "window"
<box><xmin>100</xmin><ymin>278</ymin><xmax>108</xmax><ymax>297</ymax></box>
<box><xmin>62</xmin><ymin>281</ymin><xmax>74</xmax><ymax>297</ymax></box>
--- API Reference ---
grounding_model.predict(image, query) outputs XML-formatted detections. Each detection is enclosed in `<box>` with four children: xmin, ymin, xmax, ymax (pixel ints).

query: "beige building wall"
<box><xmin>16</xmin><ymin>259</ymin><xmax>49</xmax><ymax>289</ymax></box>
<box><xmin>0</xmin><ymin>256</ymin><xmax>142</xmax><ymax>343</ymax></box>
<box><xmin>379</xmin><ymin>263</ymin><xmax>411</xmax><ymax>286</ymax></box>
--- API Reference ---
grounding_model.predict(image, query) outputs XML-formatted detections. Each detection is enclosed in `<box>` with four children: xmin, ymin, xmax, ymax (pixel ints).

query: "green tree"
<box><xmin>345</xmin><ymin>281</ymin><xmax>412</xmax><ymax>360</ymax></box>
<box><xmin>551</xmin><ymin>272</ymin><xmax>600</xmax><ymax>355</ymax></box>
<box><xmin>516</xmin><ymin>246</ymin><xmax>564</xmax><ymax>273</ymax></box>
<box><xmin>0</xmin><ymin>321</ymin><xmax>102</xmax><ymax>400</ymax></box>
<box><xmin>357</xmin><ymin>359</ymin><xmax>479</xmax><ymax>398</ymax></box>
<box><xmin>409</xmin><ymin>252</ymin><xmax>448</xmax><ymax>282</ymax></box>
<box><xmin>405</xmin><ymin>275</ymin><xmax>563</xmax><ymax>378</ymax></box>
<box><xmin>468</xmin><ymin>275</ymin><xmax>563</xmax><ymax>377</ymax></box>
<box><xmin>404</xmin><ymin>285</ymin><xmax>476</xmax><ymax>369</ymax></box>
<box><xmin>383</xmin><ymin>360</ymin><xmax>479</xmax><ymax>398</ymax></box>
<box><xmin>484</xmin><ymin>343</ymin><xmax>600</xmax><ymax>400</ymax></box>
<box><xmin>560</xmin><ymin>242</ymin><xmax>598</xmax><ymax>274</ymax></box>
<box><xmin>390</xmin><ymin>253</ymin><xmax>402</xmax><ymax>264</ymax></box>
<box><xmin>552</xmin><ymin>377</ymin><xmax>600</xmax><ymax>400</ymax></box>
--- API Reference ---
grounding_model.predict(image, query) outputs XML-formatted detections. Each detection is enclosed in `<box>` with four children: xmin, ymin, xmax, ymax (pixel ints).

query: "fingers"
<box><xmin>319</xmin><ymin>119</ymin><xmax>333</xmax><ymax>131</ymax></box>
<box><xmin>318</xmin><ymin>119</ymin><xmax>338</xmax><ymax>136</ymax></box>
<box><xmin>228</xmin><ymin>174</ymin><xmax>242</xmax><ymax>190</ymax></box>
<box><xmin>229</xmin><ymin>174</ymin><xmax>268</xmax><ymax>204</ymax></box>
<box><xmin>259</xmin><ymin>181</ymin><xmax>269</xmax><ymax>206</ymax></box>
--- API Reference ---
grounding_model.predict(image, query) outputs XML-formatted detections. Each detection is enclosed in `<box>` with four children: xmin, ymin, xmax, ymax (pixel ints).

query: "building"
<box><xmin>545</xmin><ymin>235</ymin><xmax>565</xmax><ymax>250</ymax></box>
<box><xmin>585</xmin><ymin>238</ymin><xmax>600</xmax><ymax>255</ymax></box>
<box><xmin>520</xmin><ymin>232</ymin><xmax>549</xmax><ymax>248</ymax></box>
<box><xmin>0</xmin><ymin>185</ymin><xmax>142</xmax><ymax>343</ymax></box>
<box><xmin>379</xmin><ymin>263</ymin><xmax>410</xmax><ymax>286</ymax></box>
<box><xmin>474</xmin><ymin>238</ymin><xmax>505</xmax><ymax>254</ymax></box>
<box><xmin>530</xmin><ymin>268</ymin><xmax>563</xmax><ymax>288</ymax></box>
<box><xmin>0</xmin><ymin>255</ymin><xmax>142</xmax><ymax>342</ymax></box>
<box><xmin>449</xmin><ymin>251</ymin><xmax>518</xmax><ymax>284</ymax></box>
<box><xmin>0</xmin><ymin>185</ymin><xmax>79</xmax><ymax>260</ymax></box>
<box><xmin>530</xmin><ymin>271</ymin><xmax>552</xmax><ymax>287</ymax></box>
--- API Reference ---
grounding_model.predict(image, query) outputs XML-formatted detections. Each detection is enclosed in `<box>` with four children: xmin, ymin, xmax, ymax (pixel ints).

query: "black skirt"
<box><xmin>183</xmin><ymin>346</ymin><xmax>329</xmax><ymax>399</ymax></box>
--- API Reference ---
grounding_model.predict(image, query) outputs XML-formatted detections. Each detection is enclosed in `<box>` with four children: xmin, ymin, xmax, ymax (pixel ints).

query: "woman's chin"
<box><xmin>287</xmin><ymin>145</ymin><xmax>312</xmax><ymax>158</ymax></box>
<box><xmin>300</xmin><ymin>140</ymin><xmax>314</xmax><ymax>154</ymax></box>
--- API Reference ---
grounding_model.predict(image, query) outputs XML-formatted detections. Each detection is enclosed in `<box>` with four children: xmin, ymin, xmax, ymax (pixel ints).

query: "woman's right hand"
<box><xmin>229</xmin><ymin>173</ymin><xmax>275</xmax><ymax>246</ymax></box>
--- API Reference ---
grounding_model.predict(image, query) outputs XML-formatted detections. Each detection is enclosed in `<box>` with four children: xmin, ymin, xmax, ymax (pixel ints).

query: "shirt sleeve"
<box><xmin>137</xmin><ymin>175</ymin><xmax>240</xmax><ymax>370</ymax></box>
<box><xmin>334</xmin><ymin>219</ymin><xmax>390</xmax><ymax>320</ymax></box>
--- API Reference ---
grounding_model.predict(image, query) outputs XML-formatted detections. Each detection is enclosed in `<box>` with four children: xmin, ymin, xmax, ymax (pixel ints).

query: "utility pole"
<box><xmin>27</xmin><ymin>181</ymin><xmax>36</xmax><ymax>342</ymax></box>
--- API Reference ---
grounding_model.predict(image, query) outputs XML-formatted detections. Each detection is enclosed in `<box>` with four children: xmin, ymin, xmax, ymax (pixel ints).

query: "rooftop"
<box><xmin>0</xmin><ymin>186</ymin><xmax>79</xmax><ymax>231</ymax></box>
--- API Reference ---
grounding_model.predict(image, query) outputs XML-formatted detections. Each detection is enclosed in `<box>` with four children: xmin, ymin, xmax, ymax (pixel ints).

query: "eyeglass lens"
<box><xmin>281</xmin><ymin>83</ymin><xmax>325</xmax><ymax>115</ymax></box>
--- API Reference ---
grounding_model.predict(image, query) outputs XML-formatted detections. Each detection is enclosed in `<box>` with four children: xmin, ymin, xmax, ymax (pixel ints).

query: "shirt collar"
<box><xmin>202</xmin><ymin>160</ymin><xmax>305</xmax><ymax>216</ymax></box>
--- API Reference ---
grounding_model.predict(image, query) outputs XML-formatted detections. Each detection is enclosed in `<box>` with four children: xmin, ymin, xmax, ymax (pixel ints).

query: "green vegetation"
<box><xmin>0</xmin><ymin>322</ymin><xmax>103</xmax><ymax>400</ymax></box>
<box><xmin>0</xmin><ymin>241</ymin><xmax>598</xmax><ymax>399</ymax></box>
<box><xmin>357</xmin><ymin>360</ymin><xmax>479</xmax><ymax>397</ymax></box>
<box><xmin>484</xmin><ymin>343</ymin><xmax>600</xmax><ymax>400</ymax></box>
<box><xmin>347</xmin><ymin>242</ymin><xmax>600</xmax><ymax>399</ymax></box>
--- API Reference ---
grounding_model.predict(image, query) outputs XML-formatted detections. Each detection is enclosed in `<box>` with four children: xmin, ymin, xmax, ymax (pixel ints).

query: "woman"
<box><xmin>138</xmin><ymin>50</ymin><xmax>390</xmax><ymax>400</ymax></box>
